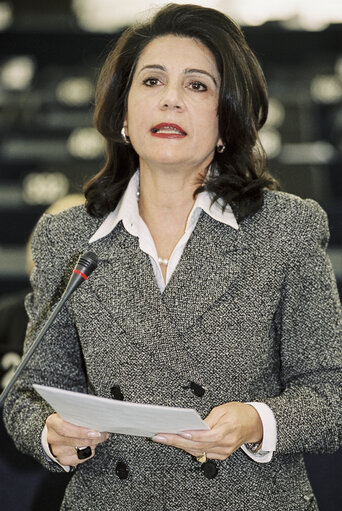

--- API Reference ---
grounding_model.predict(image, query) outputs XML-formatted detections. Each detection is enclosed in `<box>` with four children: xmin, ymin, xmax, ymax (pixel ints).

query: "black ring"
<box><xmin>76</xmin><ymin>446</ymin><xmax>92</xmax><ymax>460</ymax></box>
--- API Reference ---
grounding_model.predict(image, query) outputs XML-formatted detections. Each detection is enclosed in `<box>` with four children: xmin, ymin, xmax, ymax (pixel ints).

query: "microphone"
<box><xmin>0</xmin><ymin>251</ymin><xmax>98</xmax><ymax>407</ymax></box>
<box><xmin>62</xmin><ymin>251</ymin><xmax>98</xmax><ymax>301</ymax></box>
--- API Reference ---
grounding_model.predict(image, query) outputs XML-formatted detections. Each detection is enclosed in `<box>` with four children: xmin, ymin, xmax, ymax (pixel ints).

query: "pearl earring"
<box><xmin>121</xmin><ymin>126</ymin><xmax>130</xmax><ymax>144</ymax></box>
<box><xmin>216</xmin><ymin>144</ymin><xmax>226</xmax><ymax>153</ymax></box>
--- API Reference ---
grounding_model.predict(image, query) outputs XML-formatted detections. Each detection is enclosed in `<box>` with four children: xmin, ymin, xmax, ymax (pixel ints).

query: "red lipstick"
<box><xmin>151</xmin><ymin>123</ymin><xmax>187</xmax><ymax>138</ymax></box>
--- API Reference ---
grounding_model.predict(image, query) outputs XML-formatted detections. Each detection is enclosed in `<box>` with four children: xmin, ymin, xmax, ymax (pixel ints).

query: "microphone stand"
<box><xmin>0</xmin><ymin>251</ymin><xmax>98</xmax><ymax>408</ymax></box>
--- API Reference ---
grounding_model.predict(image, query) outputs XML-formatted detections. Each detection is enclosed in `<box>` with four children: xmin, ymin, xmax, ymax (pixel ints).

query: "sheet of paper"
<box><xmin>33</xmin><ymin>384</ymin><xmax>209</xmax><ymax>437</ymax></box>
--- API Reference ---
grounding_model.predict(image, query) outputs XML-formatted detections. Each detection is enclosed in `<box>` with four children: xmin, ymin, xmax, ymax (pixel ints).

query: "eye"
<box><xmin>188</xmin><ymin>81</ymin><xmax>207</xmax><ymax>92</ymax></box>
<box><xmin>143</xmin><ymin>77</ymin><xmax>161</xmax><ymax>87</ymax></box>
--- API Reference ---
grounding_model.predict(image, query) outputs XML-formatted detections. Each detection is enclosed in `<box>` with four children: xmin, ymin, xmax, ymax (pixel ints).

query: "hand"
<box><xmin>152</xmin><ymin>402</ymin><xmax>263</xmax><ymax>461</ymax></box>
<box><xmin>46</xmin><ymin>413</ymin><xmax>109</xmax><ymax>466</ymax></box>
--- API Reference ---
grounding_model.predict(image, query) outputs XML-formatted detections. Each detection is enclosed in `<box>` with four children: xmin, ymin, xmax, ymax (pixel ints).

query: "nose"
<box><xmin>159</xmin><ymin>83</ymin><xmax>184</xmax><ymax>111</ymax></box>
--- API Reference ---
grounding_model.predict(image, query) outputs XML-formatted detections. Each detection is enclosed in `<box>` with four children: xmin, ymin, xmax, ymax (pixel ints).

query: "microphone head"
<box><xmin>75</xmin><ymin>251</ymin><xmax>98</xmax><ymax>278</ymax></box>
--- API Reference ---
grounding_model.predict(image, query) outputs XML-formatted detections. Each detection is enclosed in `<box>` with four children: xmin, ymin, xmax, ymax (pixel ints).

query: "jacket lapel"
<box><xmin>78</xmin><ymin>213</ymin><xmax>246</xmax><ymax>343</ymax></box>
<box><xmin>83</xmin><ymin>222</ymin><xmax>163</xmax><ymax>339</ymax></box>
<box><xmin>161</xmin><ymin>212</ymin><xmax>246</xmax><ymax>334</ymax></box>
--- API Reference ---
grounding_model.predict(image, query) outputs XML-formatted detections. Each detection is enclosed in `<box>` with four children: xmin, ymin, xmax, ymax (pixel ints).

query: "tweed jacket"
<box><xmin>4</xmin><ymin>190</ymin><xmax>342</xmax><ymax>511</ymax></box>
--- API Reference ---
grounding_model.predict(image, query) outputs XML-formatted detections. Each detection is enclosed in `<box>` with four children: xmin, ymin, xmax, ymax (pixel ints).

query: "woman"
<box><xmin>4</xmin><ymin>4</ymin><xmax>341</xmax><ymax>510</ymax></box>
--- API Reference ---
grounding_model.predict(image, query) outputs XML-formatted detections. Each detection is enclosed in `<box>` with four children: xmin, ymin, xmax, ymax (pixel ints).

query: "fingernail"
<box><xmin>87</xmin><ymin>431</ymin><xmax>101</xmax><ymax>438</ymax></box>
<box><xmin>152</xmin><ymin>435</ymin><xmax>166</xmax><ymax>443</ymax></box>
<box><xmin>179</xmin><ymin>432</ymin><xmax>192</xmax><ymax>439</ymax></box>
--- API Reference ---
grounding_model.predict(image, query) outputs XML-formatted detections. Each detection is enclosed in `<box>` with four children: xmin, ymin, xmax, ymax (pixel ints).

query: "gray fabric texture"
<box><xmin>3</xmin><ymin>190</ymin><xmax>342</xmax><ymax>511</ymax></box>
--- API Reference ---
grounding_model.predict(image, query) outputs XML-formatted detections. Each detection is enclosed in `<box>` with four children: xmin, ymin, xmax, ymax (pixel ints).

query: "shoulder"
<box><xmin>262</xmin><ymin>189</ymin><xmax>327</xmax><ymax>224</ymax></box>
<box><xmin>33</xmin><ymin>205</ymin><xmax>102</xmax><ymax>247</ymax></box>
<box><xmin>31</xmin><ymin>205</ymin><xmax>104</xmax><ymax>273</ymax></box>
<box><xmin>241</xmin><ymin>190</ymin><xmax>330</xmax><ymax>252</ymax></box>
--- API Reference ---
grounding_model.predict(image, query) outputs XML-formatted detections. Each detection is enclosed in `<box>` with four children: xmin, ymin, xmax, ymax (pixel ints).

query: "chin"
<box><xmin>151</xmin><ymin>158</ymin><xmax>192</xmax><ymax>168</ymax></box>
<box><xmin>143</xmin><ymin>151</ymin><xmax>190</xmax><ymax>166</ymax></box>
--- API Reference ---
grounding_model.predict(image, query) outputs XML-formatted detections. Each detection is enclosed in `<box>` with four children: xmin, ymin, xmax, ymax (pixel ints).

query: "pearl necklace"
<box><xmin>137</xmin><ymin>190</ymin><xmax>169</xmax><ymax>266</ymax></box>
<box><xmin>158</xmin><ymin>257</ymin><xmax>169</xmax><ymax>266</ymax></box>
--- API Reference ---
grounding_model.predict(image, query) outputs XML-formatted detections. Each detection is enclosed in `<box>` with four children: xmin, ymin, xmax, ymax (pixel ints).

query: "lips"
<box><xmin>151</xmin><ymin>123</ymin><xmax>187</xmax><ymax>138</ymax></box>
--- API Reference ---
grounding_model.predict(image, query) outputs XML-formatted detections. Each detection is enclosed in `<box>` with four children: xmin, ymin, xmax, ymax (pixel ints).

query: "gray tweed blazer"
<box><xmin>4</xmin><ymin>190</ymin><xmax>342</xmax><ymax>511</ymax></box>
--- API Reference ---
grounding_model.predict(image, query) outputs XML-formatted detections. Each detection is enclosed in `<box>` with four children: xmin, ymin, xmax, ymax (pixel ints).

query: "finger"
<box><xmin>152</xmin><ymin>436</ymin><xmax>234</xmax><ymax>462</ymax></box>
<box><xmin>152</xmin><ymin>433</ymin><xmax>213</xmax><ymax>454</ymax></box>
<box><xmin>153</xmin><ymin>436</ymin><xmax>232</xmax><ymax>461</ymax></box>
<box><xmin>205</xmin><ymin>451</ymin><xmax>231</xmax><ymax>461</ymax></box>
<box><xmin>187</xmin><ymin>411</ymin><xmax>243</xmax><ymax>447</ymax></box>
<box><xmin>191</xmin><ymin>443</ymin><xmax>237</xmax><ymax>461</ymax></box>
<box><xmin>177</xmin><ymin>429</ymin><xmax>216</xmax><ymax>443</ymax></box>
<box><xmin>153</xmin><ymin>429</ymin><xmax>238</xmax><ymax>459</ymax></box>
<box><xmin>48</xmin><ymin>430</ymin><xmax>109</xmax><ymax>449</ymax></box>
<box><xmin>177</xmin><ymin>404</ymin><xmax>239</xmax><ymax>443</ymax></box>
<box><xmin>53</xmin><ymin>445</ymin><xmax>96</xmax><ymax>466</ymax></box>
<box><xmin>46</xmin><ymin>413</ymin><xmax>105</xmax><ymax>440</ymax></box>
<box><xmin>50</xmin><ymin>443</ymin><xmax>77</xmax><ymax>460</ymax></box>
<box><xmin>177</xmin><ymin>423</ymin><xmax>230</xmax><ymax>444</ymax></box>
<box><xmin>191</xmin><ymin>427</ymin><xmax>242</xmax><ymax>453</ymax></box>
<box><xmin>50</xmin><ymin>433</ymin><xmax>109</xmax><ymax>448</ymax></box>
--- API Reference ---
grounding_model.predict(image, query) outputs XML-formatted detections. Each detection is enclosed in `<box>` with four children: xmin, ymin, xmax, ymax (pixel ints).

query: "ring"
<box><xmin>76</xmin><ymin>446</ymin><xmax>92</xmax><ymax>460</ymax></box>
<box><xmin>196</xmin><ymin>452</ymin><xmax>207</xmax><ymax>463</ymax></box>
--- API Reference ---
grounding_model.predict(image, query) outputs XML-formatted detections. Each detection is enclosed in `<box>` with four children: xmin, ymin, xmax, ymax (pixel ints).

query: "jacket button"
<box><xmin>190</xmin><ymin>381</ymin><xmax>205</xmax><ymax>397</ymax></box>
<box><xmin>201</xmin><ymin>461</ymin><xmax>218</xmax><ymax>479</ymax></box>
<box><xmin>116</xmin><ymin>461</ymin><xmax>129</xmax><ymax>480</ymax></box>
<box><xmin>111</xmin><ymin>385</ymin><xmax>124</xmax><ymax>400</ymax></box>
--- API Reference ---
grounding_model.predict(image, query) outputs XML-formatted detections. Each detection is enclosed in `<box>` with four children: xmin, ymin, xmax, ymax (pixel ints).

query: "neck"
<box><xmin>138</xmin><ymin>162</ymin><xmax>205</xmax><ymax>224</ymax></box>
<box><xmin>137</xmin><ymin>163</ymin><xmax>207</xmax><ymax>275</ymax></box>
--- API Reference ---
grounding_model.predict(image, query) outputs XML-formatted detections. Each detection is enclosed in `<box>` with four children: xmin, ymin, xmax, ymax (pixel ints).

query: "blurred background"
<box><xmin>0</xmin><ymin>1</ymin><xmax>341</xmax><ymax>510</ymax></box>
<box><xmin>0</xmin><ymin>0</ymin><xmax>341</xmax><ymax>298</ymax></box>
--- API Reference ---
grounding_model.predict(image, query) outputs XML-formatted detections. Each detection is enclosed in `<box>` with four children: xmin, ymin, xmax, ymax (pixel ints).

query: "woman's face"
<box><xmin>125</xmin><ymin>35</ymin><xmax>222</xmax><ymax>173</ymax></box>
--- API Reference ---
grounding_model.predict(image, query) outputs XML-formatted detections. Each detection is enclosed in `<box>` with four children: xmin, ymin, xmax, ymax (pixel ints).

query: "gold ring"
<box><xmin>196</xmin><ymin>452</ymin><xmax>207</xmax><ymax>463</ymax></box>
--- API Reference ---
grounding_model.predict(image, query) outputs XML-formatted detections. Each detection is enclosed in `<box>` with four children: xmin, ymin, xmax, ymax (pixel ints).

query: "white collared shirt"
<box><xmin>42</xmin><ymin>171</ymin><xmax>276</xmax><ymax>470</ymax></box>
<box><xmin>89</xmin><ymin>170</ymin><xmax>239</xmax><ymax>292</ymax></box>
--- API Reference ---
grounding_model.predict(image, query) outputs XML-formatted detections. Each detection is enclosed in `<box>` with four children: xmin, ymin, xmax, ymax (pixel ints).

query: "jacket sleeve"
<box><xmin>264</xmin><ymin>199</ymin><xmax>342</xmax><ymax>455</ymax></box>
<box><xmin>3</xmin><ymin>213</ymin><xmax>88</xmax><ymax>471</ymax></box>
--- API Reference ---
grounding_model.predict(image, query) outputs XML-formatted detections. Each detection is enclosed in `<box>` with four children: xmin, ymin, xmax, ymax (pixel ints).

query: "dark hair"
<box><xmin>85</xmin><ymin>3</ymin><xmax>278</xmax><ymax>222</ymax></box>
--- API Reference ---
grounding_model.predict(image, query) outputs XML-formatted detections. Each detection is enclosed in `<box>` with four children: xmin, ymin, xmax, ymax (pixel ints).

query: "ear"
<box><xmin>123</xmin><ymin>114</ymin><xmax>128</xmax><ymax>133</ymax></box>
<box><xmin>217</xmin><ymin>136</ymin><xmax>224</xmax><ymax>147</ymax></box>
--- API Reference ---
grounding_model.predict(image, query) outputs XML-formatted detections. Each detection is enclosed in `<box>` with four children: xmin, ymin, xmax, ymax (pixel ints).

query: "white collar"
<box><xmin>89</xmin><ymin>170</ymin><xmax>238</xmax><ymax>244</ymax></box>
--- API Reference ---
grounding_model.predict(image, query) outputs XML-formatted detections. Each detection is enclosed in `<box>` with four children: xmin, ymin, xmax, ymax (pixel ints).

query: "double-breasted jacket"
<box><xmin>4</xmin><ymin>190</ymin><xmax>342</xmax><ymax>510</ymax></box>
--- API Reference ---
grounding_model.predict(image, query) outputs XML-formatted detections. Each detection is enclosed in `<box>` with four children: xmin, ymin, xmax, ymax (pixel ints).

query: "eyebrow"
<box><xmin>138</xmin><ymin>64</ymin><xmax>218</xmax><ymax>87</ymax></box>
